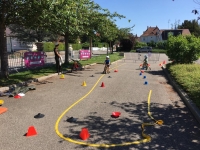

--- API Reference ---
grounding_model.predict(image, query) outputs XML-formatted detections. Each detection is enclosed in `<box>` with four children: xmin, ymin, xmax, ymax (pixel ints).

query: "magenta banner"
<box><xmin>79</xmin><ymin>50</ymin><xmax>91</xmax><ymax>59</ymax></box>
<box><xmin>24</xmin><ymin>52</ymin><xmax>46</xmax><ymax>68</ymax></box>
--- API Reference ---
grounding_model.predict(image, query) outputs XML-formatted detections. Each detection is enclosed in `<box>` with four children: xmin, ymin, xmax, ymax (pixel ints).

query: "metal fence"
<box><xmin>0</xmin><ymin>49</ymin><xmax>112</xmax><ymax>73</ymax></box>
<box><xmin>123</xmin><ymin>52</ymin><xmax>160</xmax><ymax>63</ymax></box>
<box><xmin>0</xmin><ymin>52</ymin><xmax>51</xmax><ymax>73</ymax></box>
<box><xmin>0</xmin><ymin>52</ymin><xmax>81</xmax><ymax>73</ymax></box>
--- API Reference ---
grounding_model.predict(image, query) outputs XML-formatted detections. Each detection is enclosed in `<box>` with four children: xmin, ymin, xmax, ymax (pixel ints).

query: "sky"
<box><xmin>93</xmin><ymin>0</ymin><xmax>199</xmax><ymax>36</ymax></box>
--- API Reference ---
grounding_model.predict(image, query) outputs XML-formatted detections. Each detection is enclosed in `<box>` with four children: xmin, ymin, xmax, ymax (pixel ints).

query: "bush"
<box><xmin>134</xmin><ymin>41</ymin><xmax>147</xmax><ymax>48</ymax></box>
<box><xmin>43</xmin><ymin>42</ymin><xmax>55</xmax><ymax>52</ymax></box>
<box><xmin>168</xmin><ymin>63</ymin><xmax>200</xmax><ymax>108</ymax></box>
<box><xmin>166</xmin><ymin>35</ymin><xmax>200</xmax><ymax>64</ymax></box>
<box><xmin>147</xmin><ymin>40</ymin><xmax>156</xmax><ymax>47</ymax></box>
<box><xmin>120</xmin><ymin>39</ymin><xmax>133</xmax><ymax>52</ymax></box>
<box><xmin>71</xmin><ymin>43</ymin><xmax>82</xmax><ymax>50</ymax></box>
<box><xmin>116</xmin><ymin>47</ymin><xmax>122</xmax><ymax>52</ymax></box>
<box><xmin>156</xmin><ymin>41</ymin><xmax>167</xmax><ymax>49</ymax></box>
<box><xmin>43</xmin><ymin>42</ymin><xmax>65</xmax><ymax>52</ymax></box>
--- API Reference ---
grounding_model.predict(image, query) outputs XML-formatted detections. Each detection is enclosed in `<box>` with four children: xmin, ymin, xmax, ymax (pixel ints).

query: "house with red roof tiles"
<box><xmin>140</xmin><ymin>26</ymin><xmax>191</xmax><ymax>43</ymax></box>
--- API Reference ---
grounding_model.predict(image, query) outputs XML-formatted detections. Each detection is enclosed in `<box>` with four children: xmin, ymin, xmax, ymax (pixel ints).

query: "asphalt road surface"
<box><xmin>0</xmin><ymin>54</ymin><xmax>200</xmax><ymax>150</ymax></box>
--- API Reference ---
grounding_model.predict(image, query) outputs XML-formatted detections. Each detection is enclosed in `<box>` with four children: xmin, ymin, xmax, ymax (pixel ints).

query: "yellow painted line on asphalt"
<box><xmin>55</xmin><ymin>64</ymin><xmax>163</xmax><ymax>147</ymax></box>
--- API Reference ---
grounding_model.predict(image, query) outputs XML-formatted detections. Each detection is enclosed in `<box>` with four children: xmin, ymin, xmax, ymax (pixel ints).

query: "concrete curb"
<box><xmin>0</xmin><ymin>63</ymin><xmax>97</xmax><ymax>93</ymax></box>
<box><xmin>162</xmin><ymin>67</ymin><xmax>200</xmax><ymax>124</ymax></box>
<box><xmin>0</xmin><ymin>60</ymin><xmax>121</xmax><ymax>93</ymax></box>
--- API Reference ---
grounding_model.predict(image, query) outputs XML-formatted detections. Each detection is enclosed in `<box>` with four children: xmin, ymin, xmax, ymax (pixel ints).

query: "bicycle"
<box><xmin>70</xmin><ymin>59</ymin><xmax>83</xmax><ymax>73</ymax></box>
<box><xmin>103</xmin><ymin>64</ymin><xmax>110</xmax><ymax>74</ymax></box>
<box><xmin>139</xmin><ymin>62</ymin><xmax>151</xmax><ymax>71</ymax></box>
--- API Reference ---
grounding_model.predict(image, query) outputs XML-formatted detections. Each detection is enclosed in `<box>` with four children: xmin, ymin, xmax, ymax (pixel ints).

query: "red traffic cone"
<box><xmin>163</xmin><ymin>60</ymin><xmax>166</xmax><ymax>64</ymax></box>
<box><xmin>14</xmin><ymin>94</ymin><xmax>21</xmax><ymax>99</ymax></box>
<box><xmin>111</xmin><ymin>112</ymin><xmax>121</xmax><ymax>118</ymax></box>
<box><xmin>79</xmin><ymin>128</ymin><xmax>90</xmax><ymax>140</ymax></box>
<box><xmin>26</xmin><ymin>126</ymin><xmax>37</xmax><ymax>137</ymax></box>
<box><xmin>101</xmin><ymin>82</ymin><xmax>105</xmax><ymax>87</ymax></box>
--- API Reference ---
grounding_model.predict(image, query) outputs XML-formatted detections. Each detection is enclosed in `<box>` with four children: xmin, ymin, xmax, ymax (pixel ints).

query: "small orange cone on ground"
<box><xmin>0</xmin><ymin>107</ymin><xmax>8</xmax><ymax>115</ymax></box>
<box><xmin>26</xmin><ymin>126</ymin><xmax>37</xmax><ymax>137</ymax></box>
<box><xmin>79</xmin><ymin>128</ymin><xmax>90</xmax><ymax>140</ymax></box>
<box><xmin>101</xmin><ymin>82</ymin><xmax>105</xmax><ymax>87</ymax></box>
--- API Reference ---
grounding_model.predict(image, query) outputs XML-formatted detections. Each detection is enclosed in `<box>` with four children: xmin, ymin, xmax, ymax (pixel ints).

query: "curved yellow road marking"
<box><xmin>55</xmin><ymin>63</ymin><xmax>163</xmax><ymax>147</ymax></box>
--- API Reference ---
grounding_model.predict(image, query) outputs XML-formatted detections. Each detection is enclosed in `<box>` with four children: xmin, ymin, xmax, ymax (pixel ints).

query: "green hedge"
<box><xmin>42</xmin><ymin>42</ymin><xmax>108</xmax><ymax>52</ymax></box>
<box><xmin>43</xmin><ymin>42</ymin><xmax>65</xmax><ymax>52</ymax></box>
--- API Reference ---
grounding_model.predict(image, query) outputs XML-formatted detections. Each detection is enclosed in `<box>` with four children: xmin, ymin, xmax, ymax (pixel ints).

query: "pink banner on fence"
<box><xmin>24</xmin><ymin>52</ymin><xmax>46</xmax><ymax>68</ymax></box>
<box><xmin>79</xmin><ymin>50</ymin><xmax>91</xmax><ymax>59</ymax></box>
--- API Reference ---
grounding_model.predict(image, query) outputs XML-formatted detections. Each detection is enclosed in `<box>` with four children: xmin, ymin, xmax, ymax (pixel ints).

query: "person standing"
<box><xmin>54</xmin><ymin>44</ymin><xmax>62</xmax><ymax>74</ymax></box>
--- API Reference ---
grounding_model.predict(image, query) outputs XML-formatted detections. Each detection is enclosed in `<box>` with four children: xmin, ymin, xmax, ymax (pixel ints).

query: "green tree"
<box><xmin>47</xmin><ymin>0</ymin><xmax>106</xmax><ymax>64</ymax></box>
<box><xmin>0</xmin><ymin>0</ymin><xmax>54</xmax><ymax>78</ymax></box>
<box><xmin>166</xmin><ymin>34</ymin><xmax>200</xmax><ymax>64</ymax></box>
<box><xmin>8</xmin><ymin>24</ymin><xmax>59</xmax><ymax>42</ymax></box>
<box><xmin>178</xmin><ymin>20</ymin><xmax>200</xmax><ymax>37</ymax></box>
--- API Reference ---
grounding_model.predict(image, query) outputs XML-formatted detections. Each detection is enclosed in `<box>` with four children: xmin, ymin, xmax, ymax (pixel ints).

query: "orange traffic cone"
<box><xmin>25</xmin><ymin>126</ymin><xmax>37</xmax><ymax>137</ymax></box>
<box><xmin>79</xmin><ymin>128</ymin><xmax>90</xmax><ymax>140</ymax></box>
<box><xmin>0</xmin><ymin>107</ymin><xmax>8</xmax><ymax>115</ymax></box>
<box><xmin>101</xmin><ymin>82</ymin><xmax>105</xmax><ymax>87</ymax></box>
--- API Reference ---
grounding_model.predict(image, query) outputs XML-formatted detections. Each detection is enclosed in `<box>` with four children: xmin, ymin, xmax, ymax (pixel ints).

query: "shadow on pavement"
<box><xmin>59</xmin><ymin>101</ymin><xmax>200</xmax><ymax>150</ymax></box>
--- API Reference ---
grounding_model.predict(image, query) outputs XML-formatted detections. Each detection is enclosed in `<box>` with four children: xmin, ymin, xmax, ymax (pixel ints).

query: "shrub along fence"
<box><xmin>42</xmin><ymin>42</ymin><xmax>109</xmax><ymax>52</ymax></box>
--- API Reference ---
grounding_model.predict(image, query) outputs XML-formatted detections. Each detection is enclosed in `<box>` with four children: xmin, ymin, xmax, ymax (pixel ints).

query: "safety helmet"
<box><xmin>106</xmin><ymin>56</ymin><xmax>109</xmax><ymax>58</ymax></box>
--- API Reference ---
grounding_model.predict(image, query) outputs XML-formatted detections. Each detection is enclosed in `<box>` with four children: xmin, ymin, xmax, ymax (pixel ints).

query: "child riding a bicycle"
<box><xmin>143</xmin><ymin>55</ymin><xmax>149</xmax><ymax>69</ymax></box>
<box><xmin>103</xmin><ymin>56</ymin><xmax>111</xmax><ymax>74</ymax></box>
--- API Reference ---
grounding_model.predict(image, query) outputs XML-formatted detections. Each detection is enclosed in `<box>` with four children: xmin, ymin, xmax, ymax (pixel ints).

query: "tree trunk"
<box><xmin>0</xmin><ymin>23</ymin><xmax>9</xmax><ymax>79</ymax></box>
<box><xmin>107</xmin><ymin>43</ymin><xmax>108</xmax><ymax>56</ymax></box>
<box><xmin>35</xmin><ymin>42</ymin><xmax>43</xmax><ymax>51</ymax></box>
<box><xmin>64</xmin><ymin>32</ymin><xmax>69</xmax><ymax>64</ymax></box>
<box><xmin>89</xmin><ymin>37</ymin><xmax>92</xmax><ymax>58</ymax></box>
<box><xmin>111</xmin><ymin>41</ymin><xmax>113</xmax><ymax>54</ymax></box>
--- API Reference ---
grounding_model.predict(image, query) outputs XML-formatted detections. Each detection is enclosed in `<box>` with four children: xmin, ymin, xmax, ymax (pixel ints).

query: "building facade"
<box><xmin>6</xmin><ymin>28</ymin><xmax>37</xmax><ymax>52</ymax></box>
<box><xmin>140</xmin><ymin>26</ymin><xmax>191</xmax><ymax>43</ymax></box>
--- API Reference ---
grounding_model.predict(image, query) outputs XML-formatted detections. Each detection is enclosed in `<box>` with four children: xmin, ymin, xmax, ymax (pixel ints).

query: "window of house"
<box><xmin>143</xmin><ymin>38</ymin><xmax>145</xmax><ymax>41</ymax></box>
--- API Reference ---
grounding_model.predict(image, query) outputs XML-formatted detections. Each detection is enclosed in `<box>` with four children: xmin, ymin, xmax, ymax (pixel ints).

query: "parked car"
<box><xmin>136</xmin><ymin>47</ymin><xmax>152</xmax><ymax>53</ymax></box>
